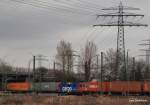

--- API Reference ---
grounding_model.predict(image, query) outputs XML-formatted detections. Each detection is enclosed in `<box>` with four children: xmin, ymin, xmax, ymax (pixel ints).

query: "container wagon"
<box><xmin>6</xmin><ymin>82</ymin><xmax>30</xmax><ymax>92</ymax></box>
<box><xmin>143</xmin><ymin>81</ymin><xmax>150</xmax><ymax>95</ymax></box>
<box><xmin>109</xmin><ymin>81</ymin><xmax>142</xmax><ymax>95</ymax></box>
<box><xmin>33</xmin><ymin>82</ymin><xmax>59</xmax><ymax>93</ymax></box>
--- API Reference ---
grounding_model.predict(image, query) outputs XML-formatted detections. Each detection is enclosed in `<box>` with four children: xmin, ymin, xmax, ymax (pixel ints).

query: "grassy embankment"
<box><xmin>0</xmin><ymin>95</ymin><xmax>149</xmax><ymax>105</ymax></box>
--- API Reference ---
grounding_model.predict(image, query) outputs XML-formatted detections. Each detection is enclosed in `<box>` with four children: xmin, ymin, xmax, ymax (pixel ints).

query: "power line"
<box><xmin>76</xmin><ymin>0</ymin><xmax>106</xmax><ymax>8</ymax></box>
<box><xmin>10</xmin><ymin>0</ymin><xmax>95</xmax><ymax>16</ymax></box>
<box><xmin>9</xmin><ymin>0</ymin><xmax>89</xmax><ymax>28</ymax></box>
<box><xmin>96</xmin><ymin>28</ymin><xmax>116</xmax><ymax>50</ymax></box>
<box><xmin>9</xmin><ymin>0</ymin><xmax>99</xmax><ymax>25</ymax></box>
<box><xmin>31</xmin><ymin>0</ymin><xmax>94</xmax><ymax>15</ymax></box>
<box><xmin>33</xmin><ymin>0</ymin><xmax>97</xmax><ymax>15</ymax></box>
<box><xmin>63</xmin><ymin>0</ymin><xmax>105</xmax><ymax>11</ymax></box>
<box><xmin>91</xmin><ymin>17</ymin><xmax>113</xmax><ymax>41</ymax></box>
<box><xmin>90</xmin><ymin>27</ymin><xmax>105</xmax><ymax>41</ymax></box>
<box><xmin>76</xmin><ymin>15</ymin><xmax>112</xmax><ymax>47</ymax></box>
<box><xmin>78</xmin><ymin>27</ymin><xmax>97</xmax><ymax>45</ymax></box>
<box><xmin>53</xmin><ymin>0</ymin><xmax>100</xmax><ymax>13</ymax></box>
<box><xmin>75</xmin><ymin>16</ymin><xmax>101</xmax><ymax>47</ymax></box>
<box><xmin>9</xmin><ymin>0</ymin><xmax>69</xmax><ymax>17</ymax></box>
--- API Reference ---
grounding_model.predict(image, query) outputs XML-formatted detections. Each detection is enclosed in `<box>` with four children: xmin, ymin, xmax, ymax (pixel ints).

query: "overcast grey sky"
<box><xmin>0</xmin><ymin>0</ymin><xmax>150</xmax><ymax>68</ymax></box>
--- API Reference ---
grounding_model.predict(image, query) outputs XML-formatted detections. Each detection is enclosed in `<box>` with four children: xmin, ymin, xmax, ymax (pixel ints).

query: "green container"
<box><xmin>32</xmin><ymin>82</ymin><xmax>58</xmax><ymax>92</ymax></box>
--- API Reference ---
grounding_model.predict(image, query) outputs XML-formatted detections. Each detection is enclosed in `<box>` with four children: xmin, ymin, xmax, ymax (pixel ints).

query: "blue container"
<box><xmin>58</xmin><ymin>82</ymin><xmax>78</xmax><ymax>93</ymax></box>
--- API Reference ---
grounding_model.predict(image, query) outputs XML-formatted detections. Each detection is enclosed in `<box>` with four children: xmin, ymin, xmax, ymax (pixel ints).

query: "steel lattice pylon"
<box><xmin>116</xmin><ymin>2</ymin><xmax>126</xmax><ymax>80</ymax></box>
<box><xmin>93</xmin><ymin>2</ymin><xmax>147</xmax><ymax>80</ymax></box>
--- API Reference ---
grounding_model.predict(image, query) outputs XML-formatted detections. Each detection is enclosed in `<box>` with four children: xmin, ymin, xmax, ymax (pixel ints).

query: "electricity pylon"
<box><xmin>93</xmin><ymin>2</ymin><xmax>147</xmax><ymax>80</ymax></box>
<box><xmin>139</xmin><ymin>40</ymin><xmax>150</xmax><ymax>68</ymax></box>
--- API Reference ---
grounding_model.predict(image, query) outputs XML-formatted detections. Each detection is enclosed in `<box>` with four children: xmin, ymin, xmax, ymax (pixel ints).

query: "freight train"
<box><xmin>6</xmin><ymin>81</ymin><xmax>150</xmax><ymax>95</ymax></box>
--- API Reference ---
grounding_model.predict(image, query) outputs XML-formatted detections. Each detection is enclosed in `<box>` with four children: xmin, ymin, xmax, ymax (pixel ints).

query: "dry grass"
<box><xmin>0</xmin><ymin>95</ymin><xmax>149</xmax><ymax>105</ymax></box>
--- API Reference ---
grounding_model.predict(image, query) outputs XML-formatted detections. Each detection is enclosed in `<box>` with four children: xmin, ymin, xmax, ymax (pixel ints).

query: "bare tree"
<box><xmin>80</xmin><ymin>41</ymin><xmax>98</xmax><ymax>81</ymax></box>
<box><xmin>55</xmin><ymin>40</ymin><xmax>74</xmax><ymax>81</ymax></box>
<box><xmin>0</xmin><ymin>60</ymin><xmax>12</xmax><ymax>73</ymax></box>
<box><xmin>104</xmin><ymin>49</ymin><xmax>149</xmax><ymax>81</ymax></box>
<box><xmin>104</xmin><ymin>49</ymin><xmax>132</xmax><ymax>81</ymax></box>
<box><xmin>134</xmin><ymin>60</ymin><xmax>145</xmax><ymax>81</ymax></box>
<box><xmin>0</xmin><ymin>59</ymin><xmax>13</xmax><ymax>90</ymax></box>
<box><xmin>143</xmin><ymin>66</ymin><xmax>150</xmax><ymax>80</ymax></box>
<box><xmin>104</xmin><ymin>49</ymin><xmax>117</xmax><ymax>81</ymax></box>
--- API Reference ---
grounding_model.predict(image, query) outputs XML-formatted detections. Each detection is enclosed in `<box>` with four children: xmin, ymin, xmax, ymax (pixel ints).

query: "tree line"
<box><xmin>55</xmin><ymin>40</ymin><xmax>150</xmax><ymax>82</ymax></box>
<box><xmin>0</xmin><ymin>40</ymin><xmax>150</xmax><ymax>82</ymax></box>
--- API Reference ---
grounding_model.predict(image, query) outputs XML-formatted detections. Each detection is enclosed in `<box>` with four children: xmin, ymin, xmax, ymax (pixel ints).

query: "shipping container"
<box><xmin>125</xmin><ymin>81</ymin><xmax>141</xmax><ymax>93</ymax></box>
<box><xmin>7</xmin><ymin>82</ymin><xmax>30</xmax><ymax>91</ymax></box>
<box><xmin>32</xmin><ymin>82</ymin><xmax>58</xmax><ymax>92</ymax></box>
<box><xmin>109</xmin><ymin>81</ymin><xmax>123</xmax><ymax>93</ymax></box>
<box><xmin>99</xmin><ymin>82</ymin><xmax>110</xmax><ymax>92</ymax></box>
<box><xmin>109</xmin><ymin>81</ymin><xmax>141</xmax><ymax>93</ymax></box>
<box><xmin>143</xmin><ymin>81</ymin><xmax>150</xmax><ymax>93</ymax></box>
